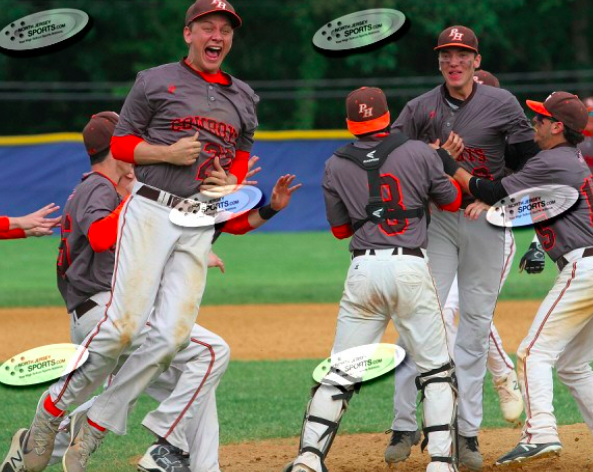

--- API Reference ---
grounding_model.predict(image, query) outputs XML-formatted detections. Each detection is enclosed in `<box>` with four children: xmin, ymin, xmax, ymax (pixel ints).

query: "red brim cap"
<box><xmin>434</xmin><ymin>43</ymin><xmax>478</xmax><ymax>53</ymax></box>
<box><xmin>187</xmin><ymin>10</ymin><xmax>242</xmax><ymax>28</ymax></box>
<box><xmin>526</xmin><ymin>100</ymin><xmax>552</xmax><ymax>117</ymax></box>
<box><xmin>347</xmin><ymin>111</ymin><xmax>390</xmax><ymax>136</ymax></box>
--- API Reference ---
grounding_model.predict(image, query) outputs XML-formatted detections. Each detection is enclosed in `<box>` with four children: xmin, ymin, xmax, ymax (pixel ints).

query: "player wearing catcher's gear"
<box><xmin>386</xmin><ymin>26</ymin><xmax>538</xmax><ymax>472</ymax></box>
<box><xmin>0</xmin><ymin>204</ymin><xmax>60</xmax><ymax>239</ymax></box>
<box><xmin>0</xmin><ymin>2</ymin><xmax>257</xmax><ymax>472</ymax></box>
<box><xmin>442</xmin><ymin>91</ymin><xmax>593</xmax><ymax>467</ymax></box>
<box><xmin>284</xmin><ymin>87</ymin><xmax>461</xmax><ymax>472</ymax></box>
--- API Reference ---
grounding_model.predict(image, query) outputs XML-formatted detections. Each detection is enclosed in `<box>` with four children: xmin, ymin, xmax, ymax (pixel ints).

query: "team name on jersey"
<box><xmin>171</xmin><ymin>115</ymin><xmax>239</xmax><ymax>145</ymax></box>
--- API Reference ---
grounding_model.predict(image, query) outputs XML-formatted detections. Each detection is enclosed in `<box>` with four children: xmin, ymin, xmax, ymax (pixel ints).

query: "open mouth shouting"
<box><xmin>205</xmin><ymin>45</ymin><xmax>222</xmax><ymax>61</ymax></box>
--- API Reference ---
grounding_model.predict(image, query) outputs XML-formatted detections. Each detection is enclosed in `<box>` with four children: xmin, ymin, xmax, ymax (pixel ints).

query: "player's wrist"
<box><xmin>258</xmin><ymin>204</ymin><xmax>279</xmax><ymax>220</ymax></box>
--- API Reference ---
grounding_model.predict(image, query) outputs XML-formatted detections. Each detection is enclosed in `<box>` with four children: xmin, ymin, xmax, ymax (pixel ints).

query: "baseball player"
<box><xmin>439</xmin><ymin>91</ymin><xmax>593</xmax><ymax>467</ymax></box>
<box><xmin>284</xmin><ymin>87</ymin><xmax>461</xmax><ymax>472</ymax></box>
<box><xmin>578</xmin><ymin>96</ymin><xmax>593</xmax><ymax>172</ymax></box>
<box><xmin>0</xmin><ymin>2</ymin><xmax>259</xmax><ymax>472</ymax></box>
<box><xmin>0</xmin><ymin>204</ymin><xmax>60</xmax><ymax>239</ymax></box>
<box><xmin>386</xmin><ymin>26</ymin><xmax>539</xmax><ymax>472</ymax></box>
<box><xmin>434</xmin><ymin>70</ymin><xmax>525</xmax><ymax>427</ymax></box>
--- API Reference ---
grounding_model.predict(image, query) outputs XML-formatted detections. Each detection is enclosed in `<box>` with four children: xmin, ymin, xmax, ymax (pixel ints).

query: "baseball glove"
<box><xmin>519</xmin><ymin>241</ymin><xmax>545</xmax><ymax>274</ymax></box>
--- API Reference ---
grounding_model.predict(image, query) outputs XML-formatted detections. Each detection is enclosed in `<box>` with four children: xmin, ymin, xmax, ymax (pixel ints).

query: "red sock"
<box><xmin>87</xmin><ymin>418</ymin><xmax>106</xmax><ymax>432</ymax></box>
<box><xmin>43</xmin><ymin>394</ymin><xmax>65</xmax><ymax>418</ymax></box>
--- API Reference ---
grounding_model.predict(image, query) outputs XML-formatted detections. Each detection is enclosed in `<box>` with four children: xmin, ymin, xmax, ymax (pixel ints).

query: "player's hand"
<box><xmin>25</xmin><ymin>226</ymin><xmax>56</xmax><ymax>237</ymax></box>
<box><xmin>464</xmin><ymin>199</ymin><xmax>490</xmax><ymax>220</ymax></box>
<box><xmin>270</xmin><ymin>175</ymin><xmax>302</xmax><ymax>211</ymax></box>
<box><xmin>208</xmin><ymin>251</ymin><xmax>225</xmax><ymax>273</ymax></box>
<box><xmin>441</xmin><ymin>132</ymin><xmax>464</xmax><ymax>159</ymax></box>
<box><xmin>519</xmin><ymin>241</ymin><xmax>545</xmax><ymax>274</ymax></box>
<box><xmin>201</xmin><ymin>156</ymin><xmax>232</xmax><ymax>195</ymax></box>
<box><xmin>13</xmin><ymin>203</ymin><xmax>61</xmax><ymax>230</ymax></box>
<box><xmin>244</xmin><ymin>155</ymin><xmax>262</xmax><ymax>186</ymax></box>
<box><xmin>166</xmin><ymin>131</ymin><xmax>201</xmax><ymax>166</ymax></box>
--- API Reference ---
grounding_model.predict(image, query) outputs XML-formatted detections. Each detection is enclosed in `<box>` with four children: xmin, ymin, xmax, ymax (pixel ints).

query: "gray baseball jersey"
<box><xmin>323</xmin><ymin>138</ymin><xmax>458</xmax><ymax>251</ymax></box>
<box><xmin>57</xmin><ymin>172</ymin><xmax>121</xmax><ymax>312</ymax></box>
<box><xmin>392</xmin><ymin>83</ymin><xmax>534</xmax><ymax>181</ymax></box>
<box><xmin>578</xmin><ymin>136</ymin><xmax>593</xmax><ymax>172</ymax></box>
<box><xmin>502</xmin><ymin>144</ymin><xmax>593</xmax><ymax>261</ymax></box>
<box><xmin>114</xmin><ymin>60</ymin><xmax>259</xmax><ymax>197</ymax></box>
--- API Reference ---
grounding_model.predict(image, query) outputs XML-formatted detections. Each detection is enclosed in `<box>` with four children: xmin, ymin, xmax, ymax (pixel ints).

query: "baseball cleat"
<box><xmin>291</xmin><ymin>465</ymin><xmax>315</xmax><ymax>472</ymax></box>
<box><xmin>62</xmin><ymin>412</ymin><xmax>107</xmax><ymax>472</ymax></box>
<box><xmin>137</xmin><ymin>443</ymin><xmax>191</xmax><ymax>472</ymax></box>
<box><xmin>493</xmin><ymin>371</ymin><xmax>523</xmax><ymax>424</ymax></box>
<box><xmin>458</xmin><ymin>436</ymin><xmax>482</xmax><ymax>471</ymax></box>
<box><xmin>495</xmin><ymin>442</ymin><xmax>562</xmax><ymax>466</ymax></box>
<box><xmin>384</xmin><ymin>429</ymin><xmax>421</xmax><ymax>465</ymax></box>
<box><xmin>0</xmin><ymin>428</ymin><xmax>27</xmax><ymax>472</ymax></box>
<box><xmin>20</xmin><ymin>390</ymin><xmax>64</xmax><ymax>472</ymax></box>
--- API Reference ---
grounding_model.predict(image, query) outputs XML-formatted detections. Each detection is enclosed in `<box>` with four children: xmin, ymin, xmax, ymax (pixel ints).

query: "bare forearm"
<box><xmin>133</xmin><ymin>141</ymin><xmax>172</xmax><ymax>165</ymax></box>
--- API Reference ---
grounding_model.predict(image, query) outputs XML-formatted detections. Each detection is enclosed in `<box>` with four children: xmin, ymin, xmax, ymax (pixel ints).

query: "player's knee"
<box><xmin>557</xmin><ymin>363</ymin><xmax>592</xmax><ymax>384</ymax></box>
<box><xmin>214</xmin><ymin>339</ymin><xmax>231</xmax><ymax>371</ymax></box>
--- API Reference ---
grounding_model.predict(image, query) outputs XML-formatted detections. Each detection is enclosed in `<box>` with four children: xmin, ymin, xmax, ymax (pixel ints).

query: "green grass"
<box><xmin>0</xmin><ymin>357</ymin><xmax>585</xmax><ymax>471</ymax></box>
<box><xmin>0</xmin><ymin>229</ymin><xmax>557</xmax><ymax>307</ymax></box>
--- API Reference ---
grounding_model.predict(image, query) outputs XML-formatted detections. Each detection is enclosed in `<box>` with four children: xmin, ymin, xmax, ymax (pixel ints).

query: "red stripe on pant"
<box><xmin>522</xmin><ymin>262</ymin><xmax>577</xmax><ymax>443</ymax></box>
<box><xmin>489</xmin><ymin>331</ymin><xmax>514</xmax><ymax>371</ymax></box>
<box><xmin>54</xmin><ymin>196</ymin><xmax>134</xmax><ymax>405</ymax></box>
<box><xmin>163</xmin><ymin>338</ymin><xmax>216</xmax><ymax>438</ymax></box>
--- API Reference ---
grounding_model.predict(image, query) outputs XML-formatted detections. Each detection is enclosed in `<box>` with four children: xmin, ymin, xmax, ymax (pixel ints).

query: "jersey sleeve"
<box><xmin>0</xmin><ymin>216</ymin><xmax>8</xmax><ymax>232</ymax></box>
<box><xmin>235</xmin><ymin>91</ymin><xmax>260</xmax><ymax>154</ymax></box>
<box><xmin>322</xmin><ymin>160</ymin><xmax>352</xmax><ymax>228</ymax></box>
<box><xmin>391</xmin><ymin>102</ymin><xmax>419</xmax><ymax>139</ymax></box>
<box><xmin>76</xmin><ymin>182</ymin><xmax>120</xmax><ymax>237</ymax></box>
<box><xmin>424</xmin><ymin>148</ymin><xmax>460</xmax><ymax>206</ymax></box>
<box><xmin>113</xmin><ymin>72</ymin><xmax>154</xmax><ymax>139</ymax></box>
<box><xmin>501</xmin><ymin>154</ymin><xmax>551</xmax><ymax>195</ymax></box>
<box><xmin>499</xmin><ymin>95</ymin><xmax>534</xmax><ymax>145</ymax></box>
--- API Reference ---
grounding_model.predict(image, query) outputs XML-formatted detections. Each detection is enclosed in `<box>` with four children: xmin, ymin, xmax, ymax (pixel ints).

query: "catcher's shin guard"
<box><xmin>291</xmin><ymin>367</ymin><xmax>361</xmax><ymax>472</ymax></box>
<box><xmin>415</xmin><ymin>362</ymin><xmax>459</xmax><ymax>471</ymax></box>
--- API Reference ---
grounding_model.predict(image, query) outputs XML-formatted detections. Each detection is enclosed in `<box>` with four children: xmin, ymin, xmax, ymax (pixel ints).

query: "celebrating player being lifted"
<box><xmin>386</xmin><ymin>25</ymin><xmax>538</xmax><ymax>472</ymax></box>
<box><xmin>284</xmin><ymin>87</ymin><xmax>462</xmax><ymax>472</ymax></box>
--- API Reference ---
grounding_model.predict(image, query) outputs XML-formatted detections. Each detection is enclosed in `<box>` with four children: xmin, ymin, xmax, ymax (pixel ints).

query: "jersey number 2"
<box><xmin>379</xmin><ymin>174</ymin><xmax>409</xmax><ymax>236</ymax></box>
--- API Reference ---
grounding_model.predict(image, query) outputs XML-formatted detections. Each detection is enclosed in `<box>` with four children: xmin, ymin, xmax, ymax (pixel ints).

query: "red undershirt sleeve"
<box><xmin>437</xmin><ymin>179</ymin><xmax>462</xmax><ymax>212</ymax></box>
<box><xmin>0</xmin><ymin>229</ymin><xmax>26</xmax><ymax>240</ymax></box>
<box><xmin>0</xmin><ymin>217</ymin><xmax>9</xmax><ymax>232</ymax></box>
<box><xmin>220</xmin><ymin>211</ymin><xmax>253</xmax><ymax>235</ymax></box>
<box><xmin>331</xmin><ymin>223</ymin><xmax>354</xmax><ymax>240</ymax></box>
<box><xmin>228</xmin><ymin>150</ymin><xmax>250</xmax><ymax>184</ymax></box>
<box><xmin>111</xmin><ymin>135</ymin><xmax>143</xmax><ymax>164</ymax></box>
<box><xmin>87</xmin><ymin>198</ymin><xmax>128</xmax><ymax>252</ymax></box>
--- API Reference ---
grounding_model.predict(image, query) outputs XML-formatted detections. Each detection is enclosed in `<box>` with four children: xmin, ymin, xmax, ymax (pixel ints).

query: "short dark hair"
<box><xmin>563</xmin><ymin>126</ymin><xmax>585</xmax><ymax>146</ymax></box>
<box><xmin>90</xmin><ymin>148</ymin><xmax>110</xmax><ymax>165</ymax></box>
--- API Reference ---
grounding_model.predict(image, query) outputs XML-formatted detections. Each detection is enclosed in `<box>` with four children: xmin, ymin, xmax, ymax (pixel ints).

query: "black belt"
<box><xmin>352</xmin><ymin>248</ymin><xmax>424</xmax><ymax>259</ymax></box>
<box><xmin>557</xmin><ymin>247</ymin><xmax>593</xmax><ymax>272</ymax></box>
<box><xmin>136</xmin><ymin>185</ymin><xmax>187</xmax><ymax>209</ymax></box>
<box><xmin>72</xmin><ymin>299</ymin><xmax>98</xmax><ymax>319</ymax></box>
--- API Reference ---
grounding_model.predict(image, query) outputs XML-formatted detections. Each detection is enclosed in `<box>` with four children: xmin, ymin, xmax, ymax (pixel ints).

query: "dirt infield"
<box><xmin>0</xmin><ymin>300</ymin><xmax>539</xmax><ymax>360</ymax></box>
<box><xmin>3</xmin><ymin>300</ymin><xmax>591</xmax><ymax>472</ymax></box>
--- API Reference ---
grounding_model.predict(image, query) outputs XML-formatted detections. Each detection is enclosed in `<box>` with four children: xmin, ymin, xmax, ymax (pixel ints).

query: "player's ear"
<box><xmin>183</xmin><ymin>25</ymin><xmax>192</xmax><ymax>46</ymax></box>
<box><xmin>473</xmin><ymin>53</ymin><xmax>482</xmax><ymax>69</ymax></box>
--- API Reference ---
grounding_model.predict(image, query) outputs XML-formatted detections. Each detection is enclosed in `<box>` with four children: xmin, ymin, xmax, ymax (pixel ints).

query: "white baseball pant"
<box><xmin>50</xmin><ymin>289</ymin><xmax>229</xmax><ymax>472</ymax></box>
<box><xmin>49</xmin><ymin>187</ymin><xmax>214</xmax><ymax>436</ymax></box>
<box><xmin>517</xmin><ymin>249</ymin><xmax>593</xmax><ymax>444</ymax></box>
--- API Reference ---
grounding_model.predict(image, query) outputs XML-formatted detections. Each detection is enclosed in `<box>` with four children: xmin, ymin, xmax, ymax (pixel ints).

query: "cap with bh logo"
<box><xmin>435</xmin><ymin>25</ymin><xmax>479</xmax><ymax>53</ymax></box>
<box><xmin>346</xmin><ymin>87</ymin><xmax>391</xmax><ymax>136</ymax></box>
